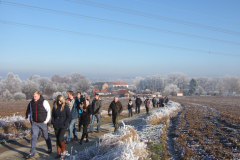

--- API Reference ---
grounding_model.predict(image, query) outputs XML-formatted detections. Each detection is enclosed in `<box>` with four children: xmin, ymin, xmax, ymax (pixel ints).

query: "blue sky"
<box><xmin>0</xmin><ymin>0</ymin><xmax>240</xmax><ymax>80</ymax></box>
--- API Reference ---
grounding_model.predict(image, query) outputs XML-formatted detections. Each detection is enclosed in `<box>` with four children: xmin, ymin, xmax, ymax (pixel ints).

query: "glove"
<box><xmin>108</xmin><ymin>113</ymin><xmax>112</xmax><ymax>117</ymax></box>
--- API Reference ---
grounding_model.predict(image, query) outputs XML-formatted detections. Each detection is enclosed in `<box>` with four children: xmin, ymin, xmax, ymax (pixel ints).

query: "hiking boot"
<box><xmin>47</xmin><ymin>148</ymin><xmax>52</xmax><ymax>154</ymax></box>
<box><xmin>55</xmin><ymin>142</ymin><xmax>61</xmax><ymax>159</ymax></box>
<box><xmin>72</xmin><ymin>138</ymin><xmax>78</xmax><ymax>142</ymax></box>
<box><xmin>26</xmin><ymin>153</ymin><xmax>35</xmax><ymax>159</ymax></box>
<box><xmin>79</xmin><ymin>140</ymin><xmax>82</xmax><ymax>145</ymax></box>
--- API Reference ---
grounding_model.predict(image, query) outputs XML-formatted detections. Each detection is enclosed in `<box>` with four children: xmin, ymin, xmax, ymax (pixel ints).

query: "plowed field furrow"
<box><xmin>169</xmin><ymin>96</ymin><xmax>240</xmax><ymax>159</ymax></box>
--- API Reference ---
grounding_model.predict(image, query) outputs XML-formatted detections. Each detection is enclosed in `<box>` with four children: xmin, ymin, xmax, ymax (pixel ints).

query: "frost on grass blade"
<box><xmin>65</xmin><ymin>122</ymin><xmax>148</xmax><ymax>160</ymax></box>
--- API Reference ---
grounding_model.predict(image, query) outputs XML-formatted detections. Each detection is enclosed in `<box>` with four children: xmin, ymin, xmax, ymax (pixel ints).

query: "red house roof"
<box><xmin>113</xmin><ymin>82</ymin><xmax>128</xmax><ymax>85</ymax></box>
<box><xmin>92</xmin><ymin>90</ymin><xmax>100</xmax><ymax>95</ymax></box>
<box><xmin>117</xmin><ymin>89</ymin><xmax>129</xmax><ymax>95</ymax></box>
<box><xmin>101</xmin><ymin>90</ymin><xmax>108</xmax><ymax>93</ymax></box>
<box><xmin>177</xmin><ymin>91</ymin><xmax>183</xmax><ymax>94</ymax></box>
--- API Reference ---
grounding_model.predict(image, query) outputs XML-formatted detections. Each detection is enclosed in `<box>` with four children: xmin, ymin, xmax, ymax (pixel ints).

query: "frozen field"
<box><xmin>169</xmin><ymin>96</ymin><xmax>240</xmax><ymax>159</ymax></box>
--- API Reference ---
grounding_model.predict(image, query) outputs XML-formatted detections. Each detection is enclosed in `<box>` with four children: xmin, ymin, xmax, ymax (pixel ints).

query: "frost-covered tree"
<box><xmin>1</xmin><ymin>89</ymin><xmax>13</xmax><ymax>101</ymax></box>
<box><xmin>52</xmin><ymin>92</ymin><xmax>68</xmax><ymax>100</ymax></box>
<box><xmin>22</xmin><ymin>80</ymin><xmax>40</xmax><ymax>99</ymax></box>
<box><xmin>216</xmin><ymin>79</ymin><xmax>226</xmax><ymax>95</ymax></box>
<box><xmin>164</xmin><ymin>84</ymin><xmax>180</xmax><ymax>96</ymax></box>
<box><xmin>29</xmin><ymin>75</ymin><xmax>41</xmax><ymax>83</ymax></box>
<box><xmin>133</xmin><ymin>77</ymin><xmax>145</xmax><ymax>90</ymax></box>
<box><xmin>74</xmin><ymin>78</ymin><xmax>91</xmax><ymax>92</ymax></box>
<box><xmin>70</xmin><ymin>73</ymin><xmax>86</xmax><ymax>84</ymax></box>
<box><xmin>0</xmin><ymin>80</ymin><xmax>5</xmax><ymax>95</ymax></box>
<box><xmin>56</xmin><ymin>83</ymin><xmax>69</xmax><ymax>92</ymax></box>
<box><xmin>39</xmin><ymin>77</ymin><xmax>51</xmax><ymax>93</ymax></box>
<box><xmin>224</xmin><ymin>75</ymin><xmax>240</xmax><ymax>94</ymax></box>
<box><xmin>4</xmin><ymin>72</ymin><xmax>22</xmax><ymax>94</ymax></box>
<box><xmin>195</xmin><ymin>86</ymin><xmax>205</xmax><ymax>95</ymax></box>
<box><xmin>45</xmin><ymin>82</ymin><xmax>57</xmax><ymax>96</ymax></box>
<box><xmin>13</xmin><ymin>92</ymin><xmax>26</xmax><ymax>101</ymax></box>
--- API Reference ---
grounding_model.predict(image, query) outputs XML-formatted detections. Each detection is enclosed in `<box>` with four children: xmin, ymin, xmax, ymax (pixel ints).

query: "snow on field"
<box><xmin>65</xmin><ymin>101</ymin><xmax>181</xmax><ymax>160</ymax></box>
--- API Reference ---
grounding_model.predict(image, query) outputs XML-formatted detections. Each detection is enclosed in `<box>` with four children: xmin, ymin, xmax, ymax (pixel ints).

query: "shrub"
<box><xmin>13</xmin><ymin>92</ymin><xmax>26</xmax><ymax>101</ymax></box>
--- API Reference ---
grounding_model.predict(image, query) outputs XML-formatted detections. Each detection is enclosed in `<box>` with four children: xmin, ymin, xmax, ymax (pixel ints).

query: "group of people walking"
<box><xmin>25</xmin><ymin>91</ymin><xmax>124</xmax><ymax>159</ymax></box>
<box><xmin>25</xmin><ymin>91</ymin><xmax>169</xmax><ymax>159</ymax></box>
<box><xmin>152</xmin><ymin>96</ymin><xmax>169</xmax><ymax>108</ymax></box>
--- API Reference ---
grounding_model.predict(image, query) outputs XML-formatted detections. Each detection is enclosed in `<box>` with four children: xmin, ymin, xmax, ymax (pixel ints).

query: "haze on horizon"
<box><xmin>0</xmin><ymin>0</ymin><xmax>240</xmax><ymax>80</ymax></box>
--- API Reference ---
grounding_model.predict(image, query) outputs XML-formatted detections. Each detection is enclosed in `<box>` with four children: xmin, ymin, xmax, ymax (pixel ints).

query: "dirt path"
<box><xmin>0</xmin><ymin>107</ymin><xmax>158</xmax><ymax>160</ymax></box>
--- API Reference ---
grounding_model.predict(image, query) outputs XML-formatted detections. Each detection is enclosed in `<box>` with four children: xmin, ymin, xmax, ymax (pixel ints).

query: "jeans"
<box><xmin>67</xmin><ymin>118</ymin><xmax>78</xmax><ymax>141</ymax></box>
<box><xmin>90</xmin><ymin>115</ymin><xmax>101</xmax><ymax>132</ymax></box>
<box><xmin>30</xmin><ymin>122</ymin><xmax>52</xmax><ymax>155</ymax></box>
<box><xmin>128</xmin><ymin>109</ymin><xmax>132</xmax><ymax>117</ymax></box>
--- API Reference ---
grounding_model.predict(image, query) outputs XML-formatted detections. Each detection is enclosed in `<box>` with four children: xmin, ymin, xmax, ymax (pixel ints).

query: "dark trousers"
<box><xmin>81</xmin><ymin>124</ymin><xmax>89</xmax><ymax>140</ymax></box>
<box><xmin>55</xmin><ymin>128</ymin><xmax>67</xmax><ymax>143</ymax></box>
<box><xmin>30</xmin><ymin>122</ymin><xmax>52</xmax><ymax>155</ymax></box>
<box><xmin>146</xmin><ymin>107</ymin><xmax>149</xmax><ymax>114</ymax></box>
<box><xmin>128</xmin><ymin>109</ymin><xmax>133</xmax><ymax>117</ymax></box>
<box><xmin>153</xmin><ymin>103</ymin><xmax>156</xmax><ymax>107</ymax></box>
<box><xmin>78</xmin><ymin>114</ymin><xmax>82</xmax><ymax>132</ymax></box>
<box><xmin>112</xmin><ymin>116</ymin><xmax>119</xmax><ymax>132</ymax></box>
<box><xmin>135</xmin><ymin>105</ymin><xmax>141</xmax><ymax>114</ymax></box>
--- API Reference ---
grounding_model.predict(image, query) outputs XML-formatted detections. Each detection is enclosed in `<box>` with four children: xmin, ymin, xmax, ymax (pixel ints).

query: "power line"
<box><xmin>0</xmin><ymin>20</ymin><xmax>239</xmax><ymax>57</ymax></box>
<box><xmin>2</xmin><ymin>1</ymin><xmax>240</xmax><ymax>46</ymax></box>
<box><xmin>64</xmin><ymin>0</ymin><xmax>240</xmax><ymax>36</ymax></box>
<box><xmin>132</xmin><ymin>0</ymin><xmax>240</xmax><ymax>23</ymax></box>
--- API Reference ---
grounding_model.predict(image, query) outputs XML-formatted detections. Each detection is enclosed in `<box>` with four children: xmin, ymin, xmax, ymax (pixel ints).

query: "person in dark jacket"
<box><xmin>144</xmin><ymin>97</ymin><xmax>150</xmax><ymax>114</ymax></box>
<box><xmin>90</xmin><ymin>94</ymin><xmax>102</xmax><ymax>133</ymax></box>
<box><xmin>108</xmin><ymin>97</ymin><xmax>123</xmax><ymax>132</ymax></box>
<box><xmin>79</xmin><ymin>100</ymin><xmax>92</xmax><ymax>144</ymax></box>
<box><xmin>25</xmin><ymin>91</ymin><xmax>52</xmax><ymax>159</ymax></box>
<box><xmin>165</xmin><ymin>96</ymin><xmax>169</xmax><ymax>105</ymax></box>
<box><xmin>52</xmin><ymin>95</ymin><xmax>71</xmax><ymax>159</ymax></box>
<box><xmin>76</xmin><ymin>92</ymin><xmax>84</xmax><ymax>132</ymax></box>
<box><xmin>135</xmin><ymin>95</ymin><xmax>142</xmax><ymax>114</ymax></box>
<box><xmin>66</xmin><ymin>91</ymin><xmax>79</xmax><ymax>143</ymax></box>
<box><xmin>128</xmin><ymin>99</ymin><xmax>134</xmax><ymax>117</ymax></box>
<box><xmin>160</xmin><ymin>97</ymin><xmax>164</xmax><ymax>107</ymax></box>
<box><xmin>152</xmin><ymin>97</ymin><xmax>156</xmax><ymax>108</ymax></box>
